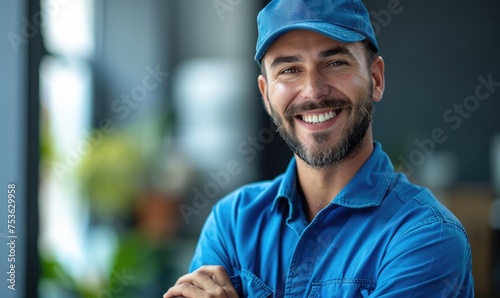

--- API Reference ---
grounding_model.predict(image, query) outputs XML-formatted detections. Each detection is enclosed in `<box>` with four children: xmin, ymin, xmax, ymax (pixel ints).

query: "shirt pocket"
<box><xmin>308</xmin><ymin>278</ymin><xmax>376</xmax><ymax>298</ymax></box>
<box><xmin>230</xmin><ymin>269</ymin><xmax>274</xmax><ymax>298</ymax></box>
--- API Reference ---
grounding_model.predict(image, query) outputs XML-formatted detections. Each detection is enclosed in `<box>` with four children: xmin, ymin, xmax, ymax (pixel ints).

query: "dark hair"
<box><xmin>260</xmin><ymin>38</ymin><xmax>378</xmax><ymax>80</ymax></box>
<box><xmin>362</xmin><ymin>39</ymin><xmax>378</xmax><ymax>66</ymax></box>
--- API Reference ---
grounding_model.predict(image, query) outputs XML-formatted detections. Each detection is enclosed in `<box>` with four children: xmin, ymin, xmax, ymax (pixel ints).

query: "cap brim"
<box><xmin>255</xmin><ymin>22</ymin><xmax>366</xmax><ymax>64</ymax></box>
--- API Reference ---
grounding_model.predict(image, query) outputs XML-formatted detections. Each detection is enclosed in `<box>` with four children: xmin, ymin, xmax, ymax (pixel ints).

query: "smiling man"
<box><xmin>164</xmin><ymin>0</ymin><xmax>474</xmax><ymax>297</ymax></box>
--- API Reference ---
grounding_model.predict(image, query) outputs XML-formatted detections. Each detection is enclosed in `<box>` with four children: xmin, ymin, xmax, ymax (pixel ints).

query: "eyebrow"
<box><xmin>270</xmin><ymin>55</ymin><xmax>301</xmax><ymax>69</ymax></box>
<box><xmin>319</xmin><ymin>47</ymin><xmax>356</xmax><ymax>60</ymax></box>
<box><xmin>269</xmin><ymin>46</ymin><xmax>357</xmax><ymax>69</ymax></box>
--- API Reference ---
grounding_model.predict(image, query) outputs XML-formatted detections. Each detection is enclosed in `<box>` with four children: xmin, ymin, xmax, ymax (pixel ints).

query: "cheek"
<box><xmin>268</xmin><ymin>83</ymin><xmax>297</xmax><ymax>109</ymax></box>
<box><xmin>333</xmin><ymin>74</ymin><xmax>371</xmax><ymax>101</ymax></box>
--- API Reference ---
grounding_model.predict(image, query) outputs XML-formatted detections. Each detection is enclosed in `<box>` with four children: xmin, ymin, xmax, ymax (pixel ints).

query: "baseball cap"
<box><xmin>255</xmin><ymin>0</ymin><xmax>378</xmax><ymax>65</ymax></box>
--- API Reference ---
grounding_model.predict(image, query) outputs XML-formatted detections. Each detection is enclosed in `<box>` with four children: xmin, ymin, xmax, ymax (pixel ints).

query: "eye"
<box><xmin>279</xmin><ymin>67</ymin><xmax>300</xmax><ymax>75</ymax></box>
<box><xmin>327</xmin><ymin>60</ymin><xmax>347</xmax><ymax>67</ymax></box>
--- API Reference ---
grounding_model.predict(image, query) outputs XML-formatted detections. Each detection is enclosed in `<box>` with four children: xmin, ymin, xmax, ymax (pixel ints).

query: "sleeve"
<box><xmin>188</xmin><ymin>201</ymin><xmax>237</xmax><ymax>276</ymax></box>
<box><xmin>372</xmin><ymin>220</ymin><xmax>475</xmax><ymax>298</ymax></box>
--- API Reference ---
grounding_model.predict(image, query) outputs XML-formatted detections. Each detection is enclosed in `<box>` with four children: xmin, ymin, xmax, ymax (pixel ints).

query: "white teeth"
<box><xmin>302</xmin><ymin>111</ymin><xmax>337</xmax><ymax>124</ymax></box>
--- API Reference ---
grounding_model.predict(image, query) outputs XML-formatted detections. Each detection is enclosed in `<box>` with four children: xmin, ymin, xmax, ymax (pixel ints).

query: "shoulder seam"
<box><xmin>393</xmin><ymin>217</ymin><xmax>469</xmax><ymax>244</ymax></box>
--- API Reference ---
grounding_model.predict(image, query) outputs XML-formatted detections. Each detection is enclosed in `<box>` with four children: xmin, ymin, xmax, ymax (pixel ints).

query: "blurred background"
<box><xmin>0</xmin><ymin>0</ymin><xmax>499</xmax><ymax>297</ymax></box>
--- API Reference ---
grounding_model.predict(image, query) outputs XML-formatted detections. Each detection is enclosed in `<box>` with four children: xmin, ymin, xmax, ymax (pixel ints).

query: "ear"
<box><xmin>258</xmin><ymin>74</ymin><xmax>272</xmax><ymax>115</ymax></box>
<box><xmin>371</xmin><ymin>56</ymin><xmax>385</xmax><ymax>102</ymax></box>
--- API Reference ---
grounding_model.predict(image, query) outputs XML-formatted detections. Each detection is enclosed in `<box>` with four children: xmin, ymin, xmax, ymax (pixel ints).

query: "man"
<box><xmin>164</xmin><ymin>0</ymin><xmax>474</xmax><ymax>297</ymax></box>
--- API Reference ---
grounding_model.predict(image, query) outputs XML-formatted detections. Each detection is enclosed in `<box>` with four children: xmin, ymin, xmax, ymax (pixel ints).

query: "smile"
<box><xmin>301</xmin><ymin>110</ymin><xmax>339</xmax><ymax>124</ymax></box>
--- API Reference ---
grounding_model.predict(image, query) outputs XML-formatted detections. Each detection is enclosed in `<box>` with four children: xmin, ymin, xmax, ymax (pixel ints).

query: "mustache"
<box><xmin>284</xmin><ymin>98</ymin><xmax>351</xmax><ymax>118</ymax></box>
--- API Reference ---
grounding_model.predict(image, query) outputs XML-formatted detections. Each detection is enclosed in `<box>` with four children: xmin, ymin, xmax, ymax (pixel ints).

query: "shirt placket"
<box><xmin>284</xmin><ymin>219</ymin><xmax>321</xmax><ymax>297</ymax></box>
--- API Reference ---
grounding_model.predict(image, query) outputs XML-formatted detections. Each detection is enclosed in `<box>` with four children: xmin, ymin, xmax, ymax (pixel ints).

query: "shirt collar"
<box><xmin>271</xmin><ymin>157</ymin><xmax>300</xmax><ymax>215</ymax></box>
<box><xmin>271</xmin><ymin>141</ymin><xmax>393</xmax><ymax>212</ymax></box>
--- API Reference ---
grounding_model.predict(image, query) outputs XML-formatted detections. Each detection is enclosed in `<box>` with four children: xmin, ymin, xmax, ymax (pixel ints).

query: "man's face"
<box><xmin>258</xmin><ymin>30</ymin><xmax>383</xmax><ymax>168</ymax></box>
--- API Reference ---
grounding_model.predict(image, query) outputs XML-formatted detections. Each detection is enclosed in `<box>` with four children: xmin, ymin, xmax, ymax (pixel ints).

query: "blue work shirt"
<box><xmin>189</xmin><ymin>142</ymin><xmax>474</xmax><ymax>297</ymax></box>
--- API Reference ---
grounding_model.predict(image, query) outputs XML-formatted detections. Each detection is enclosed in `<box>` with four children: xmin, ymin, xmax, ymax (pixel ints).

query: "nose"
<box><xmin>301</xmin><ymin>69</ymin><xmax>329</xmax><ymax>100</ymax></box>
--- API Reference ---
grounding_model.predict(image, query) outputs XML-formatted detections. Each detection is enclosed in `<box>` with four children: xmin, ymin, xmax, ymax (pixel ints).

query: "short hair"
<box><xmin>363</xmin><ymin>39</ymin><xmax>378</xmax><ymax>66</ymax></box>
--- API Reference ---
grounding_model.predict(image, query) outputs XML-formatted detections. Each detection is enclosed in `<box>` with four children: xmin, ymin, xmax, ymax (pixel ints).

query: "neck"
<box><xmin>296</xmin><ymin>133</ymin><xmax>374</xmax><ymax>221</ymax></box>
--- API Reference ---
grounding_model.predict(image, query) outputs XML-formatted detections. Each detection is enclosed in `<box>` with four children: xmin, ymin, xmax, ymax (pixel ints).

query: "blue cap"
<box><xmin>255</xmin><ymin>0</ymin><xmax>378</xmax><ymax>64</ymax></box>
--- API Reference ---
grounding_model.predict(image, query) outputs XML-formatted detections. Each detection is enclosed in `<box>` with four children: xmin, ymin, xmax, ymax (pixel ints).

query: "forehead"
<box><xmin>263</xmin><ymin>29</ymin><xmax>363</xmax><ymax>63</ymax></box>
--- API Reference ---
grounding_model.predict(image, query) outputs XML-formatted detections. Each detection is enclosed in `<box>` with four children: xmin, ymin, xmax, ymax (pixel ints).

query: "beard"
<box><xmin>268</xmin><ymin>84</ymin><xmax>374</xmax><ymax>168</ymax></box>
